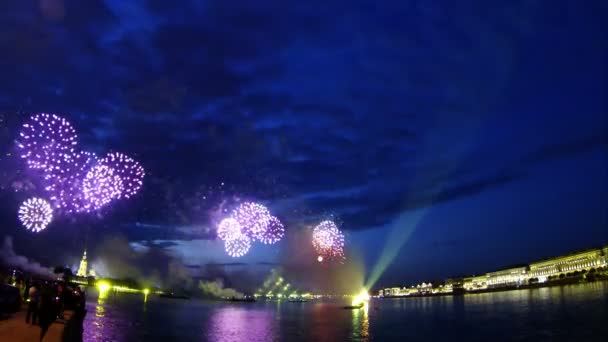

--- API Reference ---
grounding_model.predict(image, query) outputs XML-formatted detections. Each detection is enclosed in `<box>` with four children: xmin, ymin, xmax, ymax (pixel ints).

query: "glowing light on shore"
<box><xmin>225</xmin><ymin>234</ymin><xmax>252</xmax><ymax>257</ymax></box>
<box><xmin>352</xmin><ymin>289</ymin><xmax>370</xmax><ymax>306</ymax></box>
<box><xmin>97</xmin><ymin>281</ymin><xmax>111</xmax><ymax>293</ymax></box>
<box><xmin>18</xmin><ymin>197</ymin><xmax>53</xmax><ymax>232</ymax></box>
<box><xmin>312</xmin><ymin>220</ymin><xmax>345</xmax><ymax>261</ymax></box>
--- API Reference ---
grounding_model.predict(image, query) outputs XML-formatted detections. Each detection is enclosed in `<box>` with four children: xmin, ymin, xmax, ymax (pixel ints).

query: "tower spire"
<box><xmin>76</xmin><ymin>248</ymin><xmax>88</xmax><ymax>277</ymax></box>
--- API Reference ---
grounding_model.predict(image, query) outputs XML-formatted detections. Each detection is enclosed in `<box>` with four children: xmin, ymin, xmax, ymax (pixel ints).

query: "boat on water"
<box><xmin>342</xmin><ymin>303</ymin><xmax>364</xmax><ymax>309</ymax></box>
<box><xmin>159</xmin><ymin>293</ymin><xmax>190</xmax><ymax>300</ymax></box>
<box><xmin>226</xmin><ymin>296</ymin><xmax>256</xmax><ymax>303</ymax></box>
<box><xmin>288</xmin><ymin>298</ymin><xmax>308</xmax><ymax>303</ymax></box>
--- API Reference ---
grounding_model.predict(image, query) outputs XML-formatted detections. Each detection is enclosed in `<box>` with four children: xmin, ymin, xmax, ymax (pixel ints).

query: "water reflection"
<box><xmin>351</xmin><ymin>303</ymin><xmax>370</xmax><ymax>340</ymax></box>
<box><xmin>77</xmin><ymin>282</ymin><xmax>608</xmax><ymax>341</ymax></box>
<box><xmin>83</xmin><ymin>290</ymin><xmax>126</xmax><ymax>342</ymax></box>
<box><xmin>207</xmin><ymin>306</ymin><xmax>274</xmax><ymax>342</ymax></box>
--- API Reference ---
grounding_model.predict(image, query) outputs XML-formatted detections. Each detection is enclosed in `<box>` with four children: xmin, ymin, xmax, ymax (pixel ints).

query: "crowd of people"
<box><xmin>19</xmin><ymin>279</ymin><xmax>86</xmax><ymax>340</ymax></box>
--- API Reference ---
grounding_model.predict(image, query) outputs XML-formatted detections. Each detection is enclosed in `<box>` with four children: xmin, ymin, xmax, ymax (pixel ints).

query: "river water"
<box><xmin>83</xmin><ymin>281</ymin><xmax>608</xmax><ymax>341</ymax></box>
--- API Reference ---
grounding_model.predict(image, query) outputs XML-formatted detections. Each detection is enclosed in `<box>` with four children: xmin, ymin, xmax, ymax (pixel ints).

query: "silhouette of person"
<box><xmin>38</xmin><ymin>285</ymin><xmax>56</xmax><ymax>341</ymax></box>
<box><xmin>25</xmin><ymin>282</ymin><xmax>39</xmax><ymax>325</ymax></box>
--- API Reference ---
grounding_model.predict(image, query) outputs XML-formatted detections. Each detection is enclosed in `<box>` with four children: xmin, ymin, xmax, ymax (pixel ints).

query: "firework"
<box><xmin>259</xmin><ymin>216</ymin><xmax>284</xmax><ymax>245</ymax></box>
<box><xmin>232</xmin><ymin>202</ymin><xmax>273</xmax><ymax>241</ymax></box>
<box><xmin>17</xmin><ymin>113</ymin><xmax>78</xmax><ymax>171</ymax></box>
<box><xmin>15</xmin><ymin>113</ymin><xmax>145</xmax><ymax>214</ymax></box>
<box><xmin>312</xmin><ymin>220</ymin><xmax>345</xmax><ymax>261</ymax></box>
<box><xmin>225</xmin><ymin>234</ymin><xmax>252</xmax><ymax>257</ymax></box>
<box><xmin>18</xmin><ymin>197</ymin><xmax>53</xmax><ymax>232</ymax></box>
<box><xmin>43</xmin><ymin>150</ymin><xmax>98</xmax><ymax>212</ymax></box>
<box><xmin>217</xmin><ymin>217</ymin><xmax>243</xmax><ymax>241</ymax></box>
<box><xmin>82</xmin><ymin>165</ymin><xmax>124</xmax><ymax>210</ymax></box>
<box><xmin>98</xmin><ymin>152</ymin><xmax>145</xmax><ymax>199</ymax></box>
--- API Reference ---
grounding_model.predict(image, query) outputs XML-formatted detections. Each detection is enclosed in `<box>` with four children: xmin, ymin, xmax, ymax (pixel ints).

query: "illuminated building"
<box><xmin>527</xmin><ymin>248</ymin><xmax>607</xmax><ymax>279</ymax></box>
<box><xmin>486</xmin><ymin>266</ymin><xmax>527</xmax><ymax>288</ymax></box>
<box><xmin>76</xmin><ymin>249</ymin><xmax>88</xmax><ymax>277</ymax></box>
<box><xmin>417</xmin><ymin>282</ymin><xmax>432</xmax><ymax>295</ymax></box>
<box><xmin>463</xmin><ymin>275</ymin><xmax>488</xmax><ymax>291</ymax></box>
<box><xmin>379</xmin><ymin>245</ymin><xmax>608</xmax><ymax>297</ymax></box>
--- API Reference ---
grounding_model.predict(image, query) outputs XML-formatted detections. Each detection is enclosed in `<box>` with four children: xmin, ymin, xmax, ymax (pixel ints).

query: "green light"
<box><xmin>143</xmin><ymin>288</ymin><xmax>150</xmax><ymax>295</ymax></box>
<box><xmin>97</xmin><ymin>281</ymin><xmax>111</xmax><ymax>292</ymax></box>
<box><xmin>352</xmin><ymin>289</ymin><xmax>370</xmax><ymax>306</ymax></box>
<box><xmin>365</xmin><ymin>209</ymin><xmax>427</xmax><ymax>289</ymax></box>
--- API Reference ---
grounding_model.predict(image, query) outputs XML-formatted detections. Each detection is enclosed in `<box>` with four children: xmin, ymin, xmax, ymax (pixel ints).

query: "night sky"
<box><xmin>0</xmin><ymin>1</ymin><xmax>606</xmax><ymax>288</ymax></box>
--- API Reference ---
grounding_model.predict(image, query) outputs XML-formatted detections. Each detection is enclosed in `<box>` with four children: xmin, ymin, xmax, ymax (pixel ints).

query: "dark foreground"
<box><xmin>84</xmin><ymin>281</ymin><xmax>608</xmax><ymax>341</ymax></box>
<box><xmin>0</xmin><ymin>308</ymin><xmax>76</xmax><ymax>342</ymax></box>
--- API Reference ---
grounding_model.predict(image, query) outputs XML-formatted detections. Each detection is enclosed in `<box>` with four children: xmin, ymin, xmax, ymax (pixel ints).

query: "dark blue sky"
<box><xmin>0</xmin><ymin>1</ymin><xmax>606</xmax><ymax>288</ymax></box>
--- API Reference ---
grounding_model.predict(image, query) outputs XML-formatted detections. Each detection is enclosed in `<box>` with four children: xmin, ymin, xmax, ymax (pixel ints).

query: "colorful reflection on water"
<box><xmin>207</xmin><ymin>306</ymin><xmax>275</xmax><ymax>342</ymax></box>
<box><xmin>351</xmin><ymin>302</ymin><xmax>369</xmax><ymax>340</ymax></box>
<box><xmin>79</xmin><ymin>282</ymin><xmax>608</xmax><ymax>341</ymax></box>
<box><xmin>83</xmin><ymin>289</ymin><xmax>128</xmax><ymax>342</ymax></box>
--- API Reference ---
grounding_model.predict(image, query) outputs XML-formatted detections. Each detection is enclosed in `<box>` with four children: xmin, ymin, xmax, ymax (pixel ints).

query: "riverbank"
<box><xmin>381</xmin><ymin>278</ymin><xmax>608</xmax><ymax>300</ymax></box>
<box><xmin>0</xmin><ymin>307</ymin><xmax>73</xmax><ymax>342</ymax></box>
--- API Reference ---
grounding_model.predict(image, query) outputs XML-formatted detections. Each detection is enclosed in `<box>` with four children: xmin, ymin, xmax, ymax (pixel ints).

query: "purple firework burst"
<box><xmin>18</xmin><ymin>197</ymin><xmax>53</xmax><ymax>232</ymax></box>
<box><xmin>232</xmin><ymin>202</ymin><xmax>273</xmax><ymax>241</ymax></box>
<box><xmin>17</xmin><ymin>113</ymin><xmax>78</xmax><ymax>171</ymax></box>
<box><xmin>217</xmin><ymin>218</ymin><xmax>243</xmax><ymax>241</ymax></box>
<box><xmin>312</xmin><ymin>220</ymin><xmax>345</xmax><ymax>261</ymax></box>
<box><xmin>43</xmin><ymin>150</ymin><xmax>98</xmax><ymax>212</ymax></box>
<box><xmin>259</xmin><ymin>216</ymin><xmax>284</xmax><ymax>245</ymax></box>
<box><xmin>225</xmin><ymin>234</ymin><xmax>252</xmax><ymax>257</ymax></box>
<box><xmin>82</xmin><ymin>165</ymin><xmax>124</xmax><ymax>210</ymax></box>
<box><xmin>98</xmin><ymin>152</ymin><xmax>145</xmax><ymax>199</ymax></box>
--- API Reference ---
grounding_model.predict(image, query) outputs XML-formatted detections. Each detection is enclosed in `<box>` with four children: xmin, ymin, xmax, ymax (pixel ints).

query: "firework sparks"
<box><xmin>18</xmin><ymin>197</ymin><xmax>54</xmax><ymax>232</ymax></box>
<box><xmin>82</xmin><ymin>165</ymin><xmax>124</xmax><ymax>210</ymax></box>
<box><xmin>259</xmin><ymin>216</ymin><xmax>284</xmax><ymax>245</ymax></box>
<box><xmin>225</xmin><ymin>234</ymin><xmax>252</xmax><ymax>257</ymax></box>
<box><xmin>217</xmin><ymin>218</ymin><xmax>243</xmax><ymax>241</ymax></box>
<box><xmin>312</xmin><ymin>220</ymin><xmax>345</xmax><ymax>261</ymax></box>
<box><xmin>15</xmin><ymin>113</ymin><xmax>146</xmax><ymax>214</ymax></box>
<box><xmin>232</xmin><ymin>202</ymin><xmax>272</xmax><ymax>241</ymax></box>
<box><xmin>17</xmin><ymin>113</ymin><xmax>78</xmax><ymax>171</ymax></box>
<box><xmin>98</xmin><ymin>152</ymin><xmax>145</xmax><ymax>199</ymax></box>
<box><xmin>43</xmin><ymin>150</ymin><xmax>98</xmax><ymax>212</ymax></box>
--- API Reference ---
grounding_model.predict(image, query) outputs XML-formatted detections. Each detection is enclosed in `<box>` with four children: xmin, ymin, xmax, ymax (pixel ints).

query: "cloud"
<box><xmin>520</xmin><ymin>136</ymin><xmax>608</xmax><ymax>166</ymax></box>
<box><xmin>0</xmin><ymin>236</ymin><xmax>55</xmax><ymax>278</ymax></box>
<box><xmin>0</xmin><ymin>1</ymin><xmax>605</xmax><ymax>276</ymax></box>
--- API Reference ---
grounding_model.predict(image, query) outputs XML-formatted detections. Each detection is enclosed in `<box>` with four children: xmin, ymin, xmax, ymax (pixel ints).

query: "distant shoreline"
<box><xmin>379</xmin><ymin>278</ymin><xmax>608</xmax><ymax>300</ymax></box>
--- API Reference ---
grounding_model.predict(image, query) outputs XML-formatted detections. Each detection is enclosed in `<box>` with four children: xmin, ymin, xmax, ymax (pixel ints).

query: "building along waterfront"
<box><xmin>378</xmin><ymin>245</ymin><xmax>608</xmax><ymax>297</ymax></box>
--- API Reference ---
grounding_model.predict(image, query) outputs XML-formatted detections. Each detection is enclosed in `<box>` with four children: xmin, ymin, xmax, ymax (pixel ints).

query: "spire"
<box><xmin>76</xmin><ymin>248</ymin><xmax>88</xmax><ymax>277</ymax></box>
